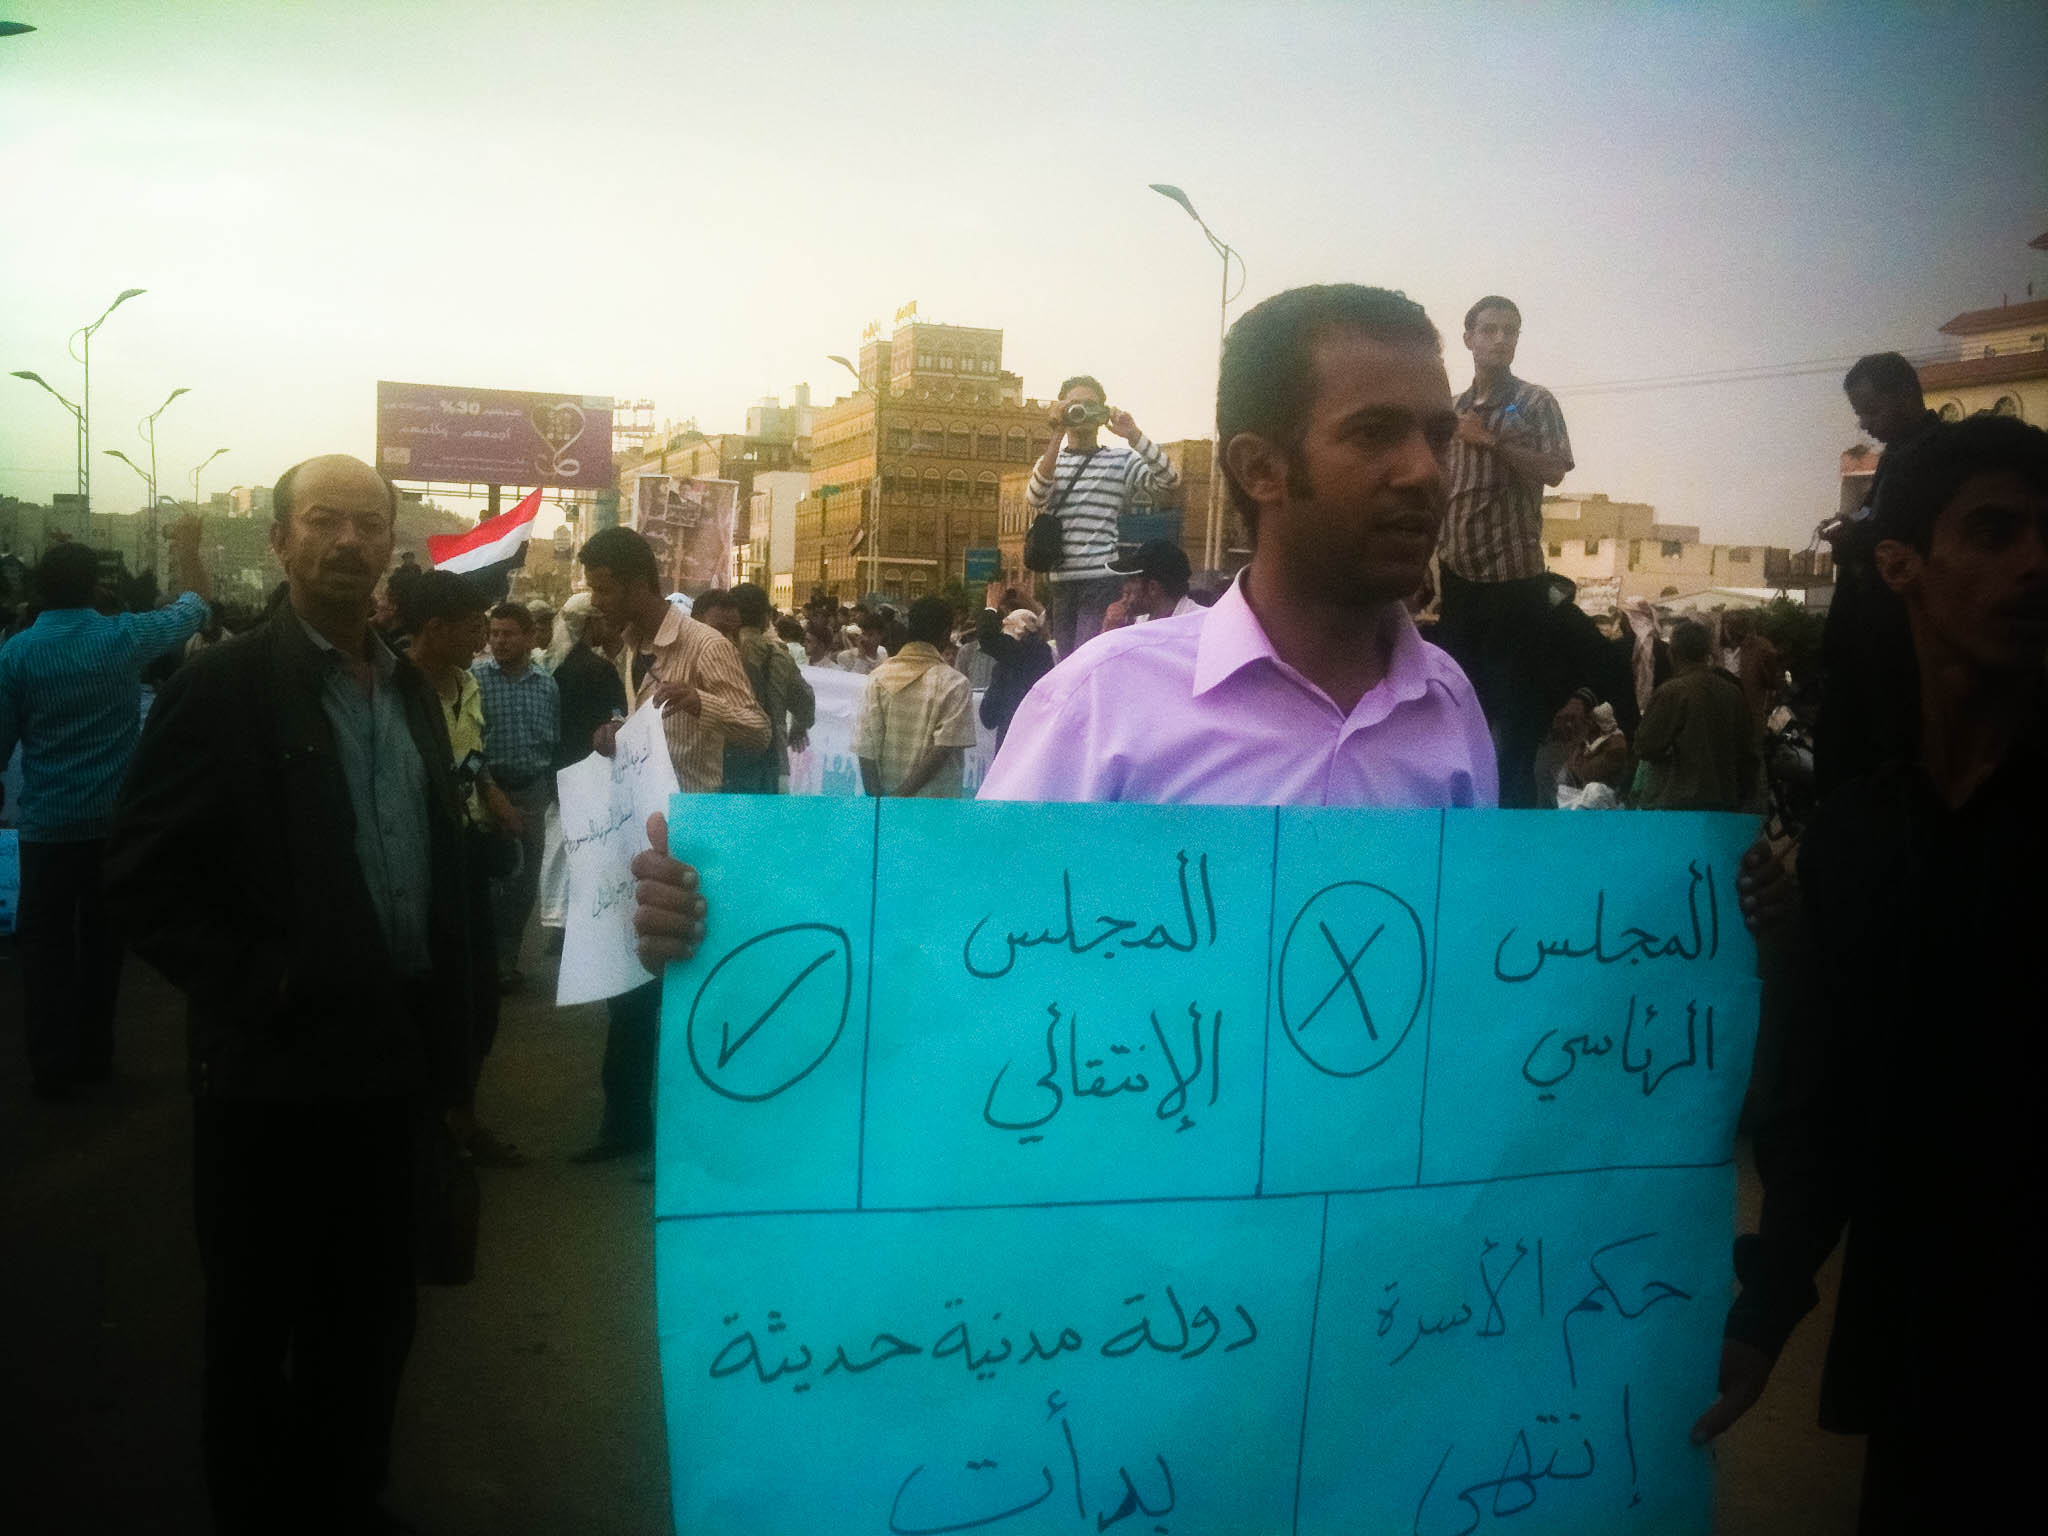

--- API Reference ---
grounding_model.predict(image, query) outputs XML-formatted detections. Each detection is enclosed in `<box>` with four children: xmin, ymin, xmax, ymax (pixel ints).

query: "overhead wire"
<box><xmin>1552</xmin><ymin>346</ymin><xmax>1958</xmax><ymax>398</ymax></box>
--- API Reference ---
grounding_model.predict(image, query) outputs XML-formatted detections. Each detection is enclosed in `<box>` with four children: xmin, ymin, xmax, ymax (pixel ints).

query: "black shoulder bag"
<box><xmin>1024</xmin><ymin>449</ymin><xmax>1095</xmax><ymax>573</ymax></box>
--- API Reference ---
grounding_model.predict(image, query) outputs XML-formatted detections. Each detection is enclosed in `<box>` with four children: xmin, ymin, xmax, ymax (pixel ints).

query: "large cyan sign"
<box><xmin>375</xmin><ymin>381</ymin><xmax>614</xmax><ymax>489</ymax></box>
<box><xmin>652</xmin><ymin>799</ymin><xmax>1759</xmax><ymax>1535</ymax></box>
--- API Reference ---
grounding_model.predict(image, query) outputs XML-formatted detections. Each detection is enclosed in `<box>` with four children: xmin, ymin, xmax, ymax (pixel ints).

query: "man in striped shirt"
<box><xmin>1027</xmin><ymin>375</ymin><xmax>1181</xmax><ymax>658</ymax></box>
<box><xmin>1435</xmin><ymin>295</ymin><xmax>1575</xmax><ymax>806</ymax></box>
<box><xmin>575</xmin><ymin>525</ymin><xmax>769</xmax><ymax>1162</ymax></box>
<box><xmin>0</xmin><ymin>527</ymin><xmax>209</xmax><ymax>1099</ymax></box>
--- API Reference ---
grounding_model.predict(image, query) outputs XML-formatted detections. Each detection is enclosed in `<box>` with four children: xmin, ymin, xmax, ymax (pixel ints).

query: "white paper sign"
<box><xmin>555</xmin><ymin>702</ymin><xmax>681</xmax><ymax>1005</ymax></box>
<box><xmin>785</xmin><ymin>664</ymin><xmax>998</xmax><ymax>797</ymax></box>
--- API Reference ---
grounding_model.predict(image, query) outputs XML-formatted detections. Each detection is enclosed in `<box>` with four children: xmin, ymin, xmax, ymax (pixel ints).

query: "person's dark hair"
<box><xmin>489</xmin><ymin>601</ymin><xmax>534</xmax><ymax>631</ymax></box>
<box><xmin>577</xmin><ymin>525</ymin><xmax>661</xmax><ymax>593</ymax></box>
<box><xmin>732</xmin><ymin>582</ymin><xmax>771</xmax><ymax>628</ymax></box>
<box><xmin>272</xmin><ymin>457</ymin><xmax>400</xmax><ymax>533</ymax></box>
<box><xmin>1463</xmin><ymin>295</ymin><xmax>1520</xmax><ymax>332</ymax></box>
<box><xmin>1670</xmin><ymin>620</ymin><xmax>1711</xmax><ymax>666</ymax></box>
<box><xmin>907</xmin><ymin>595</ymin><xmax>953</xmax><ymax>645</ymax></box>
<box><xmin>32</xmin><ymin>542</ymin><xmax>99</xmax><ymax>608</ymax></box>
<box><xmin>1057</xmin><ymin>374</ymin><xmax>1105</xmax><ymax>400</ymax></box>
<box><xmin>1872</xmin><ymin>414</ymin><xmax>2048</xmax><ymax>553</ymax></box>
<box><xmin>694</xmin><ymin>588</ymin><xmax>737</xmax><ymax>619</ymax></box>
<box><xmin>858</xmin><ymin>611</ymin><xmax>885</xmax><ymax>634</ymax></box>
<box><xmin>406</xmin><ymin>570</ymin><xmax>487</xmax><ymax>629</ymax></box>
<box><xmin>774</xmin><ymin>614</ymin><xmax>803</xmax><ymax>642</ymax></box>
<box><xmin>1843</xmin><ymin>351</ymin><xmax>1923</xmax><ymax>402</ymax></box>
<box><xmin>1217</xmin><ymin>284</ymin><xmax>1441</xmax><ymax>540</ymax></box>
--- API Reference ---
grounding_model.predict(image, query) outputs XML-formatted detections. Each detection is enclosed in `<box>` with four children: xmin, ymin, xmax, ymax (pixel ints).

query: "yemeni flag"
<box><xmin>426</xmin><ymin>488</ymin><xmax>542</xmax><ymax>601</ymax></box>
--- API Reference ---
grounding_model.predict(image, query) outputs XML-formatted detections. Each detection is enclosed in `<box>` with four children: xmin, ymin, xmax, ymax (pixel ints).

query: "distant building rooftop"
<box><xmin>1936</xmin><ymin>296</ymin><xmax>2048</xmax><ymax>336</ymax></box>
<box><xmin>1917</xmin><ymin>348</ymin><xmax>2048</xmax><ymax>390</ymax></box>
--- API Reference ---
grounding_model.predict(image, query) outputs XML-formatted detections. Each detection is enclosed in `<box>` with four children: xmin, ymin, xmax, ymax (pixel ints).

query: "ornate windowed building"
<box><xmin>796</xmin><ymin>314</ymin><xmax>1058</xmax><ymax>603</ymax></box>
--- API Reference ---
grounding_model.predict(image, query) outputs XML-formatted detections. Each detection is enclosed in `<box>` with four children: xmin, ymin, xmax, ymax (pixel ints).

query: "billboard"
<box><xmin>376</xmin><ymin>381</ymin><xmax>614</xmax><ymax>489</ymax></box>
<box><xmin>634</xmin><ymin>474</ymin><xmax>737</xmax><ymax>598</ymax></box>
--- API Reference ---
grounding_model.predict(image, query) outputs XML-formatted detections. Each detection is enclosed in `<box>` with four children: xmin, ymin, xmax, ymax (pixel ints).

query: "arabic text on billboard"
<box><xmin>376</xmin><ymin>381</ymin><xmax>614</xmax><ymax>490</ymax></box>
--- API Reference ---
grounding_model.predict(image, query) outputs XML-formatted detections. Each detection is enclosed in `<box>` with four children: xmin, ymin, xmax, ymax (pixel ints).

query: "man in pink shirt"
<box><xmin>981</xmin><ymin>283</ymin><xmax>1496</xmax><ymax>809</ymax></box>
<box><xmin>626</xmin><ymin>286</ymin><xmax>1786</xmax><ymax>952</ymax></box>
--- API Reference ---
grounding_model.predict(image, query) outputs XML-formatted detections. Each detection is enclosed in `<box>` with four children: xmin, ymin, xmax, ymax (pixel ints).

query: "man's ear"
<box><xmin>1873</xmin><ymin>537</ymin><xmax>1921</xmax><ymax>598</ymax></box>
<box><xmin>1223</xmin><ymin>433</ymin><xmax>1286</xmax><ymax>523</ymax></box>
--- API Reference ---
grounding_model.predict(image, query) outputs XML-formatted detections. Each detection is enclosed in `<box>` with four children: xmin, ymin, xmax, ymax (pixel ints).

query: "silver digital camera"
<box><xmin>1062</xmin><ymin>400</ymin><xmax>1112</xmax><ymax>427</ymax></box>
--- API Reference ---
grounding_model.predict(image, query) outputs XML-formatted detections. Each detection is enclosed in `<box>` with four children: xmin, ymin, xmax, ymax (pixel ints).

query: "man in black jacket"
<box><xmin>975</xmin><ymin>581</ymin><xmax>1055</xmax><ymax>748</ymax></box>
<box><xmin>105</xmin><ymin>453</ymin><xmax>494</xmax><ymax>1535</ymax></box>
<box><xmin>1692</xmin><ymin>416</ymin><xmax>2048</xmax><ymax>1530</ymax></box>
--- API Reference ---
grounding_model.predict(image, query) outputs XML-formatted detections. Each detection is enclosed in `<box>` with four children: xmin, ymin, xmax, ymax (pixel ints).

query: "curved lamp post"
<box><xmin>65</xmin><ymin>287</ymin><xmax>147</xmax><ymax>514</ymax></box>
<box><xmin>191</xmin><ymin>446</ymin><xmax>230</xmax><ymax>508</ymax></box>
<box><xmin>826</xmin><ymin>354</ymin><xmax>882</xmax><ymax>598</ymax></box>
<box><xmin>1149</xmin><ymin>184</ymin><xmax>1246</xmax><ymax>571</ymax></box>
<box><xmin>138</xmin><ymin>386</ymin><xmax>190</xmax><ymax>560</ymax></box>
<box><xmin>9</xmin><ymin>370</ymin><xmax>86</xmax><ymax>499</ymax></box>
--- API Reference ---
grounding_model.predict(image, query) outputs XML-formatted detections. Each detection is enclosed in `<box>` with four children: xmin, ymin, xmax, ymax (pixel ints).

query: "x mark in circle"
<box><xmin>1297</xmin><ymin>921</ymin><xmax>1385</xmax><ymax>1039</ymax></box>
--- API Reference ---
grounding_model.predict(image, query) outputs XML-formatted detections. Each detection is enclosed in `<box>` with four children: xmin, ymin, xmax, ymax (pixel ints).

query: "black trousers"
<box><xmin>17</xmin><ymin>836</ymin><xmax>124</xmax><ymax>1090</ymax></box>
<box><xmin>193</xmin><ymin>1096</ymin><xmax>417</xmax><ymax>1535</ymax></box>
<box><xmin>1435</xmin><ymin>569</ymin><xmax>1555</xmax><ymax>809</ymax></box>
<box><xmin>599</xmin><ymin>980</ymin><xmax>660</xmax><ymax>1151</ymax></box>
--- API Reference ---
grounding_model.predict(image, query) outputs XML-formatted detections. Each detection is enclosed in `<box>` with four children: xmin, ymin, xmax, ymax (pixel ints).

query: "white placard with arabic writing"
<box><xmin>555</xmin><ymin>702</ymin><xmax>680</xmax><ymax>1005</ymax></box>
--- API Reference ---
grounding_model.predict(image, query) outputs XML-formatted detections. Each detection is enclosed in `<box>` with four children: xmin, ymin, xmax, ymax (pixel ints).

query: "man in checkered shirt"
<box><xmin>1435</xmin><ymin>294</ymin><xmax>1575</xmax><ymax>806</ymax></box>
<box><xmin>471</xmin><ymin>601</ymin><xmax>559</xmax><ymax>986</ymax></box>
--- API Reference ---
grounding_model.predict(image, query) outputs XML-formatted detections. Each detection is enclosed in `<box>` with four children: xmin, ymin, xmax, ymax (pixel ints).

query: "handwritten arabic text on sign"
<box><xmin>654</xmin><ymin>801</ymin><xmax>1759</xmax><ymax>1534</ymax></box>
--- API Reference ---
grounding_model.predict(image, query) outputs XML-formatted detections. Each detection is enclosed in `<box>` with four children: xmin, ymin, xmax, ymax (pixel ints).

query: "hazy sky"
<box><xmin>4</xmin><ymin>1</ymin><xmax>2045</xmax><ymax>545</ymax></box>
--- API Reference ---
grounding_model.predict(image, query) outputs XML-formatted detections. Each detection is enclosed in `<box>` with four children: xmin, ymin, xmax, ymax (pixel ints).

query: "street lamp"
<box><xmin>139</xmin><ymin>386</ymin><xmax>190</xmax><ymax>563</ymax></box>
<box><xmin>103</xmin><ymin>450</ymin><xmax>155</xmax><ymax>571</ymax></box>
<box><xmin>66</xmin><ymin>287</ymin><xmax>147</xmax><ymax>514</ymax></box>
<box><xmin>103</xmin><ymin>448</ymin><xmax>152</xmax><ymax>502</ymax></box>
<box><xmin>1149</xmin><ymin>184</ymin><xmax>1245</xmax><ymax>572</ymax></box>
<box><xmin>9</xmin><ymin>370</ymin><xmax>85</xmax><ymax>498</ymax></box>
<box><xmin>191</xmin><ymin>446</ymin><xmax>229</xmax><ymax>508</ymax></box>
<box><xmin>825</xmin><ymin>353</ymin><xmax>883</xmax><ymax>598</ymax></box>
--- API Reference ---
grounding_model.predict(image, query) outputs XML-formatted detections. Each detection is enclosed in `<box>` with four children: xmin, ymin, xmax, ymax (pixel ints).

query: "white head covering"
<box><xmin>1620</xmin><ymin>597</ymin><xmax>1661</xmax><ymax>714</ymax></box>
<box><xmin>1002</xmin><ymin>608</ymin><xmax>1042</xmax><ymax>640</ymax></box>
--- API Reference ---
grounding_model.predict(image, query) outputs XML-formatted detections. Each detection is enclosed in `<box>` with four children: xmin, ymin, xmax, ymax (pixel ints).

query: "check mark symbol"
<box><xmin>719</xmin><ymin>950</ymin><xmax>836</xmax><ymax>1070</ymax></box>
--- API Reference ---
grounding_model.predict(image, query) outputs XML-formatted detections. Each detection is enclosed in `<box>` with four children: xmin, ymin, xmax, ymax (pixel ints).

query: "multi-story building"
<box><xmin>797</xmin><ymin>315</ymin><xmax>1055</xmax><ymax>604</ymax></box>
<box><xmin>744</xmin><ymin>469</ymin><xmax>809</xmax><ymax>604</ymax></box>
<box><xmin>226</xmin><ymin>484</ymin><xmax>274</xmax><ymax>519</ymax></box>
<box><xmin>1539</xmin><ymin>493</ymin><xmax>1828</xmax><ymax>611</ymax></box>
<box><xmin>1918</xmin><ymin>289</ymin><xmax>2047</xmax><ymax>424</ymax></box>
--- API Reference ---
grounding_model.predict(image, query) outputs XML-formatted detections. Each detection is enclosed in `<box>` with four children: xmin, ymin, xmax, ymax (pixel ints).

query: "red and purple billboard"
<box><xmin>376</xmin><ymin>381</ymin><xmax>614</xmax><ymax>489</ymax></box>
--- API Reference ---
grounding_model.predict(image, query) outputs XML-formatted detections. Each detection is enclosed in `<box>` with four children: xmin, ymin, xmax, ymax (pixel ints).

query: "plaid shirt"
<box><xmin>0</xmin><ymin>591</ymin><xmax>207</xmax><ymax>841</ymax></box>
<box><xmin>469</xmin><ymin>656</ymin><xmax>559</xmax><ymax>786</ymax></box>
<box><xmin>1440</xmin><ymin>372</ymin><xmax>1573</xmax><ymax>583</ymax></box>
<box><xmin>852</xmin><ymin>642</ymin><xmax>978</xmax><ymax>797</ymax></box>
<box><xmin>619</xmin><ymin>604</ymin><xmax>770</xmax><ymax>793</ymax></box>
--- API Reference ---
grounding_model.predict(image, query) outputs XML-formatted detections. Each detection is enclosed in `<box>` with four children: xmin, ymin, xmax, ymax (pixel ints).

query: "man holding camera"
<box><xmin>1028</xmin><ymin>375</ymin><xmax>1181</xmax><ymax>658</ymax></box>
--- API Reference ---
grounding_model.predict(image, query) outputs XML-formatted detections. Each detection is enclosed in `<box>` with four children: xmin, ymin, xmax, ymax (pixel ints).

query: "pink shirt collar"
<box><xmin>1192</xmin><ymin>571</ymin><xmax>1436</xmax><ymax>728</ymax></box>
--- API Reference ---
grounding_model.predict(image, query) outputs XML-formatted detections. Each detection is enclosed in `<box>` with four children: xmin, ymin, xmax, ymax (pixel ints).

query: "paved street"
<box><xmin>3</xmin><ymin>937</ymin><xmax>1860</xmax><ymax>1534</ymax></box>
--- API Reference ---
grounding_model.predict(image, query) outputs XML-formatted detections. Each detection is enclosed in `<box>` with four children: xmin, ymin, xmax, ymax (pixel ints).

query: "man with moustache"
<box><xmin>105</xmin><ymin>454</ymin><xmax>491</xmax><ymax>1535</ymax></box>
<box><xmin>982</xmin><ymin>284</ymin><xmax>1497</xmax><ymax>807</ymax></box>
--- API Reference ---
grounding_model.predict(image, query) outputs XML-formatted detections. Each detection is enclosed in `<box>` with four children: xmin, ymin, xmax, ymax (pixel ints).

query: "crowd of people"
<box><xmin>2</xmin><ymin>275</ymin><xmax>2042</xmax><ymax>1532</ymax></box>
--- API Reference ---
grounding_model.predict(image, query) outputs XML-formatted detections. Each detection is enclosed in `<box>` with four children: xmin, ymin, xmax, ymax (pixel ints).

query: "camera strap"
<box><xmin>1045</xmin><ymin>446</ymin><xmax>1097</xmax><ymax>521</ymax></box>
